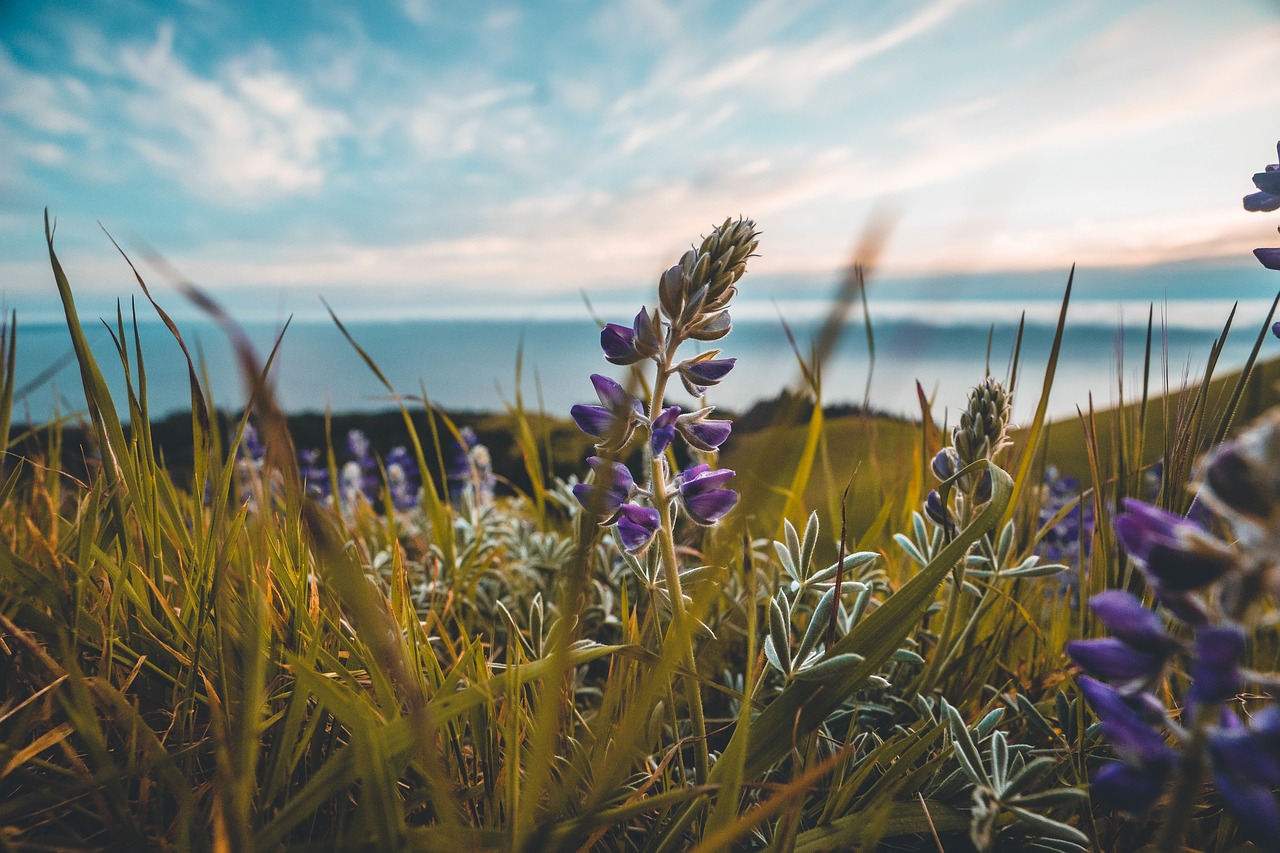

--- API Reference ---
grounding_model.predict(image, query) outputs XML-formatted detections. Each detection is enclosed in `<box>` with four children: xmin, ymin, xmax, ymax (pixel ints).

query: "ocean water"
<box><xmin>9</xmin><ymin>296</ymin><xmax>1278</xmax><ymax>427</ymax></box>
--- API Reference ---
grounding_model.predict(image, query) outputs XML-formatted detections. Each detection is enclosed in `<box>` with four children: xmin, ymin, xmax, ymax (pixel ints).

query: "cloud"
<box><xmin>116</xmin><ymin>22</ymin><xmax>350</xmax><ymax>200</ymax></box>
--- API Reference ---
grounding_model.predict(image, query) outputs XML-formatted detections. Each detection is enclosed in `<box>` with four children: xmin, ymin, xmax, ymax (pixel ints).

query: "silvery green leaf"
<box><xmin>811</xmin><ymin>553</ymin><xmax>878</xmax><ymax>584</ymax></box>
<box><xmin>891</xmin><ymin>648</ymin><xmax>926</xmax><ymax>665</ymax></box>
<box><xmin>966</xmin><ymin>554</ymin><xmax>991</xmax><ymax>567</ymax></box>
<box><xmin>1010</xmin><ymin>807</ymin><xmax>1090</xmax><ymax>845</ymax></box>
<box><xmin>801</xmin><ymin>511</ymin><xmax>819</xmax><ymax>578</ymax></box>
<box><xmin>966</xmin><ymin>569</ymin><xmax>995</xmax><ymax>579</ymax></box>
<box><xmin>1026</xmin><ymin>839</ymin><xmax>1088</xmax><ymax>853</ymax></box>
<box><xmin>1017</xmin><ymin>693</ymin><xmax>1059</xmax><ymax>741</ymax></box>
<box><xmin>865</xmin><ymin>674</ymin><xmax>891</xmax><ymax>690</ymax></box>
<box><xmin>769</xmin><ymin>597</ymin><xmax>792</xmax><ymax>673</ymax></box>
<box><xmin>1009</xmin><ymin>786</ymin><xmax>1089</xmax><ymax>808</ymax></box>
<box><xmin>959</xmin><ymin>580</ymin><xmax>983</xmax><ymax>597</ymax></box>
<box><xmin>894</xmin><ymin>533</ymin><xmax>927</xmax><ymax>566</ymax></box>
<box><xmin>763</xmin><ymin>635</ymin><xmax>788</xmax><ymax>675</ymax></box>
<box><xmin>975</xmin><ymin>707</ymin><xmax>1005</xmax><ymax>737</ymax></box>
<box><xmin>795</xmin><ymin>587</ymin><xmax>835</xmax><ymax>668</ymax></box>
<box><xmin>792</xmin><ymin>652</ymin><xmax>865</xmax><ymax>681</ymax></box>
<box><xmin>930</xmin><ymin>766</ymin><xmax>971</xmax><ymax>800</ymax></box>
<box><xmin>944</xmin><ymin>700</ymin><xmax>989</xmax><ymax>786</ymax></box>
<box><xmin>997</xmin><ymin>520</ymin><xmax>1015</xmax><ymax>566</ymax></box>
<box><xmin>775</xmin><ymin>540</ymin><xmax>799</xmax><ymax>581</ymax></box>
<box><xmin>912</xmin><ymin>510</ymin><xmax>928</xmax><ymax>545</ymax></box>
<box><xmin>784</xmin><ymin>518</ymin><xmax>802</xmax><ymax>574</ymax></box>
<box><xmin>989</xmin><ymin>730</ymin><xmax>1009</xmax><ymax>793</ymax></box>
<box><xmin>1006</xmin><ymin>562</ymin><xmax>1069</xmax><ymax>578</ymax></box>
<box><xmin>678</xmin><ymin>565</ymin><xmax>717</xmax><ymax>584</ymax></box>
<box><xmin>849</xmin><ymin>585</ymin><xmax>871</xmax><ymax>625</ymax></box>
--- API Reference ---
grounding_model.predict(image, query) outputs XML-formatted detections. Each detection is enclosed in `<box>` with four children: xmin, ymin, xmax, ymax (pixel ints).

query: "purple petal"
<box><xmin>1211</xmin><ymin>728</ymin><xmax>1280</xmax><ymax>788</ymax></box>
<box><xmin>1254</xmin><ymin>170</ymin><xmax>1280</xmax><ymax>194</ymax></box>
<box><xmin>682</xmin><ymin>487</ymin><xmax>739</xmax><ymax>525</ymax></box>
<box><xmin>1087</xmin><ymin>591</ymin><xmax>1177</xmax><ymax>653</ymax></box>
<box><xmin>571</xmin><ymin>404</ymin><xmax>615</xmax><ymax>439</ymax></box>
<box><xmin>1213</xmin><ymin>773</ymin><xmax>1280</xmax><ymax>846</ymax></box>
<box><xmin>677</xmin><ymin>464</ymin><xmax>735</xmax><ymax>495</ymax></box>
<box><xmin>680</xmin><ymin>416</ymin><xmax>732</xmax><ymax>451</ymax></box>
<box><xmin>634</xmin><ymin>308</ymin><xmax>662</xmax><ymax>357</ymax></box>
<box><xmin>931</xmin><ymin>448</ymin><xmax>958</xmax><ymax>481</ymax></box>
<box><xmin>1113</xmin><ymin>500</ymin><xmax>1192</xmax><ymax>562</ymax></box>
<box><xmin>590</xmin><ymin>374</ymin><xmax>631</xmax><ymax>409</ymax></box>
<box><xmin>601</xmin><ymin>324</ymin><xmax>640</xmax><ymax>365</ymax></box>
<box><xmin>681</xmin><ymin>357</ymin><xmax>736</xmax><ymax>386</ymax></box>
<box><xmin>1067</xmin><ymin>638</ymin><xmax>1165</xmax><ymax>686</ymax></box>
<box><xmin>616</xmin><ymin>503</ymin><xmax>660</xmax><ymax>552</ymax></box>
<box><xmin>1273</xmin><ymin>321</ymin><xmax>1280</xmax><ymax>339</ymax></box>
<box><xmin>1091</xmin><ymin>760</ymin><xmax>1168</xmax><ymax>814</ymax></box>
<box><xmin>586</xmin><ymin>456</ymin><xmax>635</xmax><ymax>491</ymax></box>
<box><xmin>1256</xmin><ymin>248</ymin><xmax>1280</xmax><ymax>270</ymax></box>
<box><xmin>1187</xmin><ymin>624</ymin><xmax>1245</xmax><ymax>709</ymax></box>
<box><xmin>650</xmin><ymin>406</ymin><xmax>680</xmax><ymax>454</ymax></box>
<box><xmin>573</xmin><ymin>483</ymin><xmax>625</xmax><ymax>515</ymax></box>
<box><xmin>1244</xmin><ymin>191</ymin><xmax>1280</xmax><ymax>212</ymax></box>
<box><xmin>1200</xmin><ymin>442</ymin><xmax>1271</xmax><ymax>520</ymax></box>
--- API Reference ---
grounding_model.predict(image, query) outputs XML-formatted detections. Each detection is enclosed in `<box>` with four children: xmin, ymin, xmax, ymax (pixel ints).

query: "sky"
<box><xmin>2</xmin><ymin>0</ymin><xmax>1280</xmax><ymax>320</ymax></box>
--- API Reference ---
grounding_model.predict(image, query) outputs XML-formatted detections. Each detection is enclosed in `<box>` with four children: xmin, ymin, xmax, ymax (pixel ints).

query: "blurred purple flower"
<box><xmin>1076</xmin><ymin>676</ymin><xmax>1176</xmax><ymax>813</ymax></box>
<box><xmin>676</xmin><ymin>464</ymin><xmax>739</xmax><ymax>525</ymax></box>
<box><xmin>1186</xmin><ymin>624</ymin><xmax>1245</xmax><ymax>711</ymax></box>
<box><xmin>347</xmin><ymin>429</ymin><xmax>373</xmax><ymax>466</ymax></box>
<box><xmin>1244</xmin><ymin>143</ymin><xmax>1280</xmax><ymax>212</ymax></box>
<box><xmin>1068</xmin><ymin>637</ymin><xmax>1169</xmax><ymax>688</ymax></box>
<box><xmin>240</xmin><ymin>422</ymin><xmax>265</xmax><ymax>463</ymax></box>
<box><xmin>386</xmin><ymin>445</ymin><xmax>419</xmax><ymax>511</ymax></box>
<box><xmin>1114</xmin><ymin>499</ymin><xmax>1235</xmax><ymax>593</ymax></box>
<box><xmin>299</xmin><ymin>447</ymin><xmax>330</xmax><ymax>501</ymax></box>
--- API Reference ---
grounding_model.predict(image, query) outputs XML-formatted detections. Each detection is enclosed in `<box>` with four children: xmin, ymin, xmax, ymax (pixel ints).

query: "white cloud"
<box><xmin>117</xmin><ymin>22</ymin><xmax>350</xmax><ymax>200</ymax></box>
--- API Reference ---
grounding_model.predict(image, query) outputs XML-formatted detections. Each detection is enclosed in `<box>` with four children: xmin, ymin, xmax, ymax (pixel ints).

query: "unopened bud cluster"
<box><xmin>924</xmin><ymin>377</ymin><xmax>1014</xmax><ymax>529</ymax></box>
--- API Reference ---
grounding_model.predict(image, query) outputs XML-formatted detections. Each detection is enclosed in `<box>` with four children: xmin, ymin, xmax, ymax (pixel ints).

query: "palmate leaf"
<box><xmin>712</xmin><ymin>458</ymin><xmax>1012</xmax><ymax>783</ymax></box>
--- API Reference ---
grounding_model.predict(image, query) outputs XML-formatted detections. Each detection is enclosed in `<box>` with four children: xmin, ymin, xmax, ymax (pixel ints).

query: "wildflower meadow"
<box><xmin>5</xmin><ymin>144</ymin><xmax>1280</xmax><ymax>851</ymax></box>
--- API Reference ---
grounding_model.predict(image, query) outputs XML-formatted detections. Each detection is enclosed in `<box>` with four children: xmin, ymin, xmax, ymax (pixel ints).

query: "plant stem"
<box><xmin>1155</xmin><ymin>704</ymin><xmax>1212</xmax><ymax>853</ymax></box>
<box><xmin>647</xmin><ymin>334</ymin><xmax>711</xmax><ymax>786</ymax></box>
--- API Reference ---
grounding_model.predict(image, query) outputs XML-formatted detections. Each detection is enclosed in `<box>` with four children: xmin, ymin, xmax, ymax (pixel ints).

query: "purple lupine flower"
<box><xmin>650</xmin><ymin>406</ymin><xmax>680</xmax><ymax>454</ymax></box>
<box><xmin>677</xmin><ymin>355</ymin><xmax>736</xmax><ymax>396</ymax></box>
<box><xmin>1243</xmin><ymin>143</ymin><xmax>1280</xmax><ymax>212</ymax></box>
<box><xmin>676</xmin><ymin>408</ymin><xmax>733</xmax><ymax>452</ymax></box>
<box><xmin>1186</xmin><ymin>624</ymin><xmax>1245</xmax><ymax>712</ymax></box>
<box><xmin>240</xmin><ymin>422</ymin><xmax>265</xmax><ymax>463</ymax></box>
<box><xmin>1088</xmin><ymin>591</ymin><xmax>1180</xmax><ymax>655</ymax></box>
<box><xmin>1068</xmin><ymin>638</ymin><xmax>1169</xmax><ymax>689</ymax></box>
<box><xmin>1114</xmin><ymin>499</ymin><xmax>1236</xmax><ymax>593</ymax></box>
<box><xmin>675</xmin><ymin>464</ymin><xmax>739</xmax><ymax>525</ymax></box>
<box><xmin>347</xmin><ymin>429</ymin><xmax>373</xmax><ymax>466</ymax></box>
<box><xmin>1210</xmin><ymin>708</ymin><xmax>1280</xmax><ymax>845</ymax></box>
<box><xmin>931</xmin><ymin>447</ymin><xmax>959</xmax><ymax>481</ymax></box>
<box><xmin>601</xmin><ymin>322</ymin><xmax>641</xmax><ymax>365</ymax></box>
<box><xmin>571</xmin><ymin>374</ymin><xmax>644</xmax><ymax>451</ymax></box>
<box><xmin>1076</xmin><ymin>676</ymin><xmax>1176</xmax><ymax>813</ymax></box>
<box><xmin>601</xmin><ymin>308</ymin><xmax>663</xmax><ymax>365</ymax></box>
<box><xmin>386</xmin><ymin>445</ymin><xmax>419</xmax><ymax>511</ymax></box>
<box><xmin>572</xmin><ymin>456</ymin><xmax>637</xmax><ymax>516</ymax></box>
<box><xmin>923</xmin><ymin>490</ymin><xmax>953</xmax><ymax>530</ymax></box>
<box><xmin>299</xmin><ymin>447</ymin><xmax>331</xmax><ymax>501</ymax></box>
<box><xmin>615</xmin><ymin>503</ymin><xmax>661</xmax><ymax>552</ymax></box>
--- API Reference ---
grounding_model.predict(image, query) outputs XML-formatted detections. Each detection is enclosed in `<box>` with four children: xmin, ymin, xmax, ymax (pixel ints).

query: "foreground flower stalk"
<box><xmin>571</xmin><ymin>217</ymin><xmax>757</xmax><ymax>785</ymax></box>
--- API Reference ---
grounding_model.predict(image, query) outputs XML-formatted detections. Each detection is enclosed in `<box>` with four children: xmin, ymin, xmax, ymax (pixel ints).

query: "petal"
<box><xmin>1091</xmin><ymin>760</ymin><xmax>1168</xmax><ymax>814</ymax></box>
<box><xmin>616</xmin><ymin>504</ymin><xmax>660</xmax><ymax>552</ymax></box>
<box><xmin>1213</xmin><ymin>773</ymin><xmax>1280</xmax><ymax>846</ymax></box>
<box><xmin>683</xmin><ymin>487</ymin><xmax>739</xmax><ymax>525</ymax></box>
<box><xmin>1141</xmin><ymin>540</ymin><xmax>1235</xmax><ymax>591</ymax></box>
<box><xmin>1244</xmin><ymin>191</ymin><xmax>1280</xmax><ymax>212</ymax></box>
<box><xmin>1254</xmin><ymin>170</ymin><xmax>1280</xmax><ymax>194</ymax></box>
<box><xmin>586</xmin><ymin>456</ymin><xmax>635</xmax><ymax>493</ymax></box>
<box><xmin>681</xmin><ymin>357</ymin><xmax>736</xmax><ymax>386</ymax></box>
<box><xmin>1114</xmin><ymin>500</ymin><xmax>1191</xmax><ymax>561</ymax></box>
<box><xmin>1200</xmin><ymin>442</ymin><xmax>1272</xmax><ymax>520</ymax></box>
<box><xmin>680</xmin><ymin>417</ymin><xmax>732</xmax><ymax>451</ymax></box>
<box><xmin>1187</xmin><ymin>624</ymin><xmax>1245</xmax><ymax>709</ymax></box>
<box><xmin>1211</xmin><ymin>728</ymin><xmax>1280</xmax><ymax>788</ymax></box>
<box><xmin>1067</xmin><ymin>637</ymin><xmax>1165</xmax><ymax>686</ymax></box>
<box><xmin>601</xmin><ymin>324</ymin><xmax>640</xmax><ymax>365</ymax></box>
<box><xmin>650</xmin><ymin>406</ymin><xmax>680</xmax><ymax>454</ymax></box>
<box><xmin>1256</xmin><ymin>248</ymin><xmax>1280</xmax><ymax>270</ymax></box>
<box><xmin>1087</xmin><ymin>591</ymin><xmax>1177</xmax><ymax>653</ymax></box>
<box><xmin>571</xmin><ymin>404</ymin><xmax>615</xmax><ymax>438</ymax></box>
<box><xmin>678</xmin><ymin>466</ymin><xmax>736</xmax><ymax>496</ymax></box>
<box><xmin>634</xmin><ymin>307</ymin><xmax>663</xmax><ymax>357</ymax></box>
<box><xmin>573</xmin><ymin>483</ymin><xmax>626</xmax><ymax>515</ymax></box>
<box><xmin>590</xmin><ymin>373</ymin><xmax>631</xmax><ymax>409</ymax></box>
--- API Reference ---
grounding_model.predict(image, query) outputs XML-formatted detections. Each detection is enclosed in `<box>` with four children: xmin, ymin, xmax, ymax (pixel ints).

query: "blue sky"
<box><xmin>2</xmin><ymin>0</ymin><xmax>1280</xmax><ymax>318</ymax></box>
